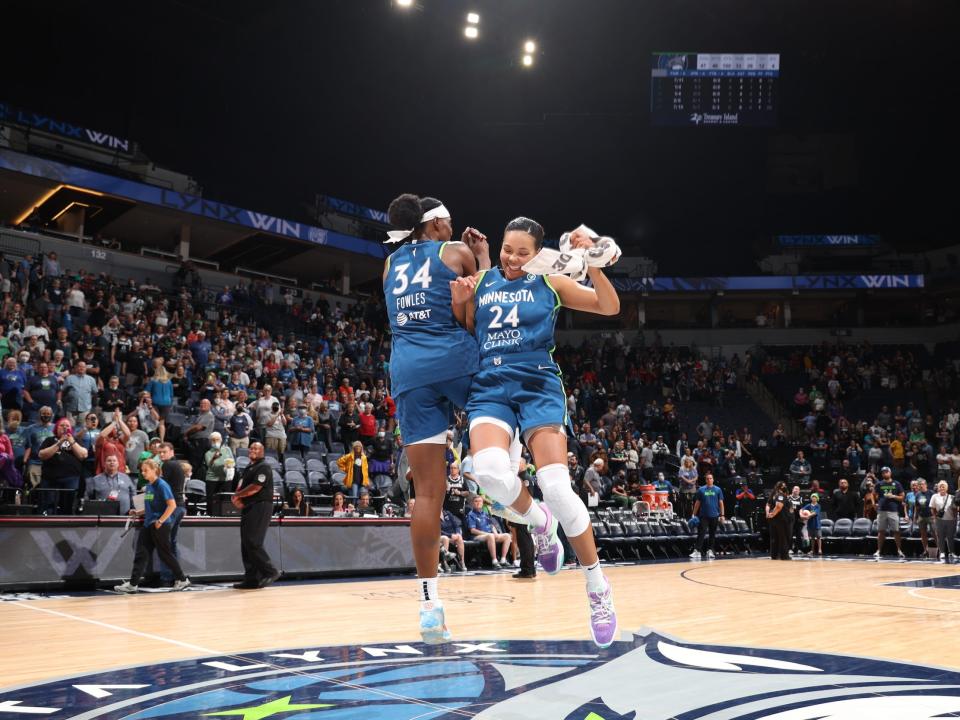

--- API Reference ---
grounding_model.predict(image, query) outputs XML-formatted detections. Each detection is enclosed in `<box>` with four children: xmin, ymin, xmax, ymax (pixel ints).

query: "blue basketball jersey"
<box><xmin>473</xmin><ymin>269</ymin><xmax>561</xmax><ymax>361</ymax></box>
<box><xmin>384</xmin><ymin>240</ymin><xmax>479</xmax><ymax>395</ymax></box>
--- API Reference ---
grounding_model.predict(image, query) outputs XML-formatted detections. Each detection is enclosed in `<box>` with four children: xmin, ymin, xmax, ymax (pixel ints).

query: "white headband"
<box><xmin>385</xmin><ymin>204</ymin><xmax>451</xmax><ymax>244</ymax></box>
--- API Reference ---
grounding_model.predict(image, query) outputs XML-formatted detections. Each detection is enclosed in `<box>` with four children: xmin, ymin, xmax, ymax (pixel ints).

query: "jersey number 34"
<box><xmin>392</xmin><ymin>259</ymin><xmax>432</xmax><ymax>294</ymax></box>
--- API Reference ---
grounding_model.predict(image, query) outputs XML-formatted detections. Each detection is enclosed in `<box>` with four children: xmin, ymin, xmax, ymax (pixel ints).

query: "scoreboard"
<box><xmin>651</xmin><ymin>53</ymin><xmax>780</xmax><ymax>127</ymax></box>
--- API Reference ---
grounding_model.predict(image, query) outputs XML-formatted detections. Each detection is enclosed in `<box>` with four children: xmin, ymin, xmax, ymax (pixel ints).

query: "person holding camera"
<box><xmin>135</xmin><ymin>392</ymin><xmax>162</xmax><ymax>443</ymax></box>
<box><xmin>931</xmin><ymin>480</ymin><xmax>957</xmax><ymax>563</ymax></box>
<box><xmin>262</xmin><ymin>398</ymin><xmax>287</xmax><ymax>456</ymax></box>
<box><xmin>37</xmin><ymin>418</ymin><xmax>88</xmax><ymax>515</ymax></box>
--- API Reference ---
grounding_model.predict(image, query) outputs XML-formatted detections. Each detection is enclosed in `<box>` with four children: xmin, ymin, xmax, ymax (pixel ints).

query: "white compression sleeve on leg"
<box><xmin>537</xmin><ymin>462</ymin><xmax>591</xmax><ymax>537</ymax></box>
<box><xmin>472</xmin><ymin>447</ymin><xmax>522</xmax><ymax>507</ymax></box>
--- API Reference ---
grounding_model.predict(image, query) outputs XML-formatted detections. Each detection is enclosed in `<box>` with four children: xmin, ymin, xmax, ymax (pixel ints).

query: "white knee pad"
<box><xmin>472</xmin><ymin>447</ymin><xmax>522</xmax><ymax>507</ymax></box>
<box><xmin>508</xmin><ymin>430</ymin><xmax>523</xmax><ymax>475</ymax></box>
<box><xmin>537</xmin><ymin>463</ymin><xmax>591</xmax><ymax>537</ymax></box>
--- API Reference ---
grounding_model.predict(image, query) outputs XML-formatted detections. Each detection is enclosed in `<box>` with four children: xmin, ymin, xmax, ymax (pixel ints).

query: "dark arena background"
<box><xmin>1</xmin><ymin>1</ymin><xmax>960</xmax><ymax>718</ymax></box>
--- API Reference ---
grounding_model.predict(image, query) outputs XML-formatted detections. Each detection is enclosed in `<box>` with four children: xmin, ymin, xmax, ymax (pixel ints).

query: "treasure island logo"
<box><xmin>4</xmin><ymin>630</ymin><xmax>960</xmax><ymax>719</ymax></box>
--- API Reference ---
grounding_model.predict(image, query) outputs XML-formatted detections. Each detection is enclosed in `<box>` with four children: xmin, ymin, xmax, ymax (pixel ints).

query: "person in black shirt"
<box><xmin>766</xmin><ymin>481</ymin><xmax>791</xmax><ymax>560</ymax></box>
<box><xmin>38</xmin><ymin>418</ymin><xmax>88</xmax><ymax>515</ymax></box>
<box><xmin>231</xmin><ymin>442</ymin><xmax>280</xmax><ymax>589</ymax></box>
<box><xmin>157</xmin><ymin>442</ymin><xmax>187</xmax><ymax>585</ymax></box>
<box><xmin>832</xmin><ymin>478</ymin><xmax>860</xmax><ymax>520</ymax></box>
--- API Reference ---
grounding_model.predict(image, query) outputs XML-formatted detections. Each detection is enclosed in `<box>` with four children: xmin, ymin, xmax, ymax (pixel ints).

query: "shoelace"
<box><xmin>533</xmin><ymin>528</ymin><xmax>554</xmax><ymax>555</ymax></box>
<box><xmin>590</xmin><ymin>591</ymin><xmax>614</xmax><ymax>624</ymax></box>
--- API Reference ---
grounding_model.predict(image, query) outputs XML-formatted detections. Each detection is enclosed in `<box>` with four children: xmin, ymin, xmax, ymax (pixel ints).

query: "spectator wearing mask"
<box><xmin>38</xmin><ymin>418</ymin><xmax>88</xmax><ymax>515</ymax></box>
<box><xmin>203</xmin><ymin>432</ymin><xmax>236</xmax><ymax>498</ymax></box>
<box><xmin>23</xmin><ymin>406</ymin><xmax>55</xmax><ymax>491</ymax></box>
<box><xmin>337</xmin><ymin>441</ymin><xmax>369</xmax><ymax>498</ymax></box>
<box><xmin>227</xmin><ymin>400</ymin><xmax>253</xmax><ymax>452</ymax></box>
<box><xmin>261</xmin><ymin>397</ymin><xmax>287</xmax><ymax>456</ymax></box>
<box><xmin>84</xmin><ymin>453</ymin><xmax>135</xmax><ymax>514</ymax></box>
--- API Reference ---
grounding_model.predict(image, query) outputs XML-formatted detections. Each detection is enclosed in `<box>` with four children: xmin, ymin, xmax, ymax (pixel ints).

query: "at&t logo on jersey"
<box><xmin>396</xmin><ymin>312</ymin><xmax>408</xmax><ymax>326</ymax></box>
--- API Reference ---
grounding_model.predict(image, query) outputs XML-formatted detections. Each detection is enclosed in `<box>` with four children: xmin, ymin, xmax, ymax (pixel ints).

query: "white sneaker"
<box><xmin>491</xmin><ymin>560</ymin><xmax>501</xmax><ymax>569</ymax></box>
<box><xmin>706</xmin><ymin>550</ymin><xmax>716</xmax><ymax>559</ymax></box>
<box><xmin>114</xmin><ymin>581</ymin><xmax>138</xmax><ymax>594</ymax></box>
<box><xmin>873</xmin><ymin>550</ymin><xmax>881</xmax><ymax>559</ymax></box>
<box><xmin>939</xmin><ymin>553</ymin><xmax>947</xmax><ymax>564</ymax></box>
<box><xmin>513</xmin><ymin>558</ymin><xmax>521</xmax><ymax>568</ymax></box>
<box><xmin>689</xmin><ymin>550</ymin><xmax>701</xmax><ymax>559</ymax></box>
<box><xmin>173</xmin><ymin>578</ymin><xmax>191</xmax><ymax>591</ymax></box>
<box><xmin>897</xmin><ymin>550</ymin><xmax>906</xmax><ymax>560</ymax></box>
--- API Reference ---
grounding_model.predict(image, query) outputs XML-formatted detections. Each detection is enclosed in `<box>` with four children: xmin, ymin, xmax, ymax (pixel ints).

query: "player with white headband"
<box><xmin>383</xmin><ymin>193</ymin><xmax>489</xmax><ymax>643</ymax></box>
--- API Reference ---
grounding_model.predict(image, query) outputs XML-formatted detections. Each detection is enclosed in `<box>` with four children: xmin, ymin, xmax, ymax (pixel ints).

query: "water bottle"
<box><xmin>14</xmin><ymin>490</ymin><xmax>21</xmax><ymax>506</ymax></box>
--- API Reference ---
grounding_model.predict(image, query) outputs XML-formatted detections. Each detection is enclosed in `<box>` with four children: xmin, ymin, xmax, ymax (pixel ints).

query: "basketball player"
<box><xmin>450</xmin><ymin>218</ymin><xmax>621</xmax><ymax>648</ymax></box>
<box><xmin>383</xmin><ymin>193</ymin><xmax>489</xmax><ymax>643</ymax></box>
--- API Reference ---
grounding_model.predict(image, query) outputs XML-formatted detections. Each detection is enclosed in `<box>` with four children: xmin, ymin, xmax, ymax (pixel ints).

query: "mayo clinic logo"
<box><xmin>6</xmin><ymin>631</ymin><xmax>960</xmax><ymax>719</ymax></box>
<box><xmin>396</xmin><ymin>312</ymin><xmax>408</xmax><ymax>327</ymax></box>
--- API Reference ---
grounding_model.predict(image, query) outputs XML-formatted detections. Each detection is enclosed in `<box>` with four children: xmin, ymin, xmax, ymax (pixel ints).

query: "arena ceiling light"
<box><xmin>464</xmin><ymin>25</ymin><xmax>478</xmax><ymax>39</ymax></box>
<box><xmin>466</xmin><ymin>12</ymin><xmax>480</xmax><ymax>24</ymax></box>
<box><xmin>522</xmin><ymin>54</ymin><xmax>534</xmax><ymax>67</ymax></box>
<box><xmin>524</xmin><ymin>40</ymin><xmax>536</xmax><ymax>54</ymax></box>
<box><xmin>395</xmin><ymin>0</ymin><xmax>413</xmax><ymax>7</ymax></box>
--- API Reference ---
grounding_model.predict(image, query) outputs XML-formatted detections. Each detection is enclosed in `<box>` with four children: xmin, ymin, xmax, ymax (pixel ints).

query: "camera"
<box><xmin>271</xmin><ymin>402</ymin><xmax>280</xmax><ymax>413</ymax></box>
<box><xmin>59</xmin><ymin>440</ymin><xmax>72</xmax><ymax>452</ymax></box>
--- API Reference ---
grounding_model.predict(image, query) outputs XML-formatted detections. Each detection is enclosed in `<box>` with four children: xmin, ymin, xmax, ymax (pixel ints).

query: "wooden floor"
<box><xmin>4</xmin><ymin>557</ymin><xmax>960</xmax><ymax>690</ymax></box>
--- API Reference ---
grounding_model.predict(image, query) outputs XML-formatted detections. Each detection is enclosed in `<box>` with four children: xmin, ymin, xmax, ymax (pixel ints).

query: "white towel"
<box><xmin>521</xmin><ymin>224</ymin><xmax>621</xmax><ymax>282</ymax></box>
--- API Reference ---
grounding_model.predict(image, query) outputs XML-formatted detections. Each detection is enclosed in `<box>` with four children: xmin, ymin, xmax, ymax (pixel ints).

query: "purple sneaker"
<box><xmin>531</xmin><ymin>503</ymin><xmax>564</xmax><ymax>575</ymax></box>
<box><xmin>587</xmin><ymin>579</ymin><xmax>618</xmax><ymax>648</ymax></box>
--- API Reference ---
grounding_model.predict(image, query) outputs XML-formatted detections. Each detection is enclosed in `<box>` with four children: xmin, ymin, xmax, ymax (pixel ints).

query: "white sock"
<box><xmin>582</xmin><ymin>560</ymin><xmax>605</xmax><ymax>591</ymax></box>
<box><xmin>418</xmin><ymin>577</ymin><xmax>439</xmax><ymax>604</ymax></box>
<box><xmin>519</xmin><ymin>501</ymin><xmax>548</xmax><ymax>532</ymax></box>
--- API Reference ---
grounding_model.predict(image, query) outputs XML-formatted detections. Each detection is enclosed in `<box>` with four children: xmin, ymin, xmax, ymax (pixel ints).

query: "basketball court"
<box><xmin>5</xmin><ymin>558</ymin><xmax>960</xmax><ymax>718</ymax></box>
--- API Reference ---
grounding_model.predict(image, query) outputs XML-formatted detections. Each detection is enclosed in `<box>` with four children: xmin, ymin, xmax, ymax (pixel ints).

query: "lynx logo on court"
<box><xmin>5</xmin><ymin>630</ymin><xmax>960</xmax><ymax>718</ymax></box>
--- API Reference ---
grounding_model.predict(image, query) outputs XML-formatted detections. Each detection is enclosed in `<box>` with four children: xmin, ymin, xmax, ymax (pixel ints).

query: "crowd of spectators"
<box><xmin>3</xmin><ymin>247</ymin><xmax>960</xmax><ymax>566</ymax></box>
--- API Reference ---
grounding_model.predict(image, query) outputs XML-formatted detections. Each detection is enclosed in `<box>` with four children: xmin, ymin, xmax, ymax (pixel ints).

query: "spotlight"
<box><xmin>395</xmin><ymin>0</ymin><xmax>413</xmax><ymax>6</ymax></box>
<box><xmin>524</xmin><ymin>40</ymin><xmax>536</xmax><ymax>54</ymax></box>
<box><xmin>466</xmin><ymin>12</ymin><xmax>479</xmax><ymax>24</ymax></box>
<box><xmin>464</xmin><ymin>25</ymin><xmax>478</xmax><ymax>39</ymax></box>
<box><xmin>522</xmin><ymin>54</ymin><xmax>533</xmax><ymax>67</ymax></box>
